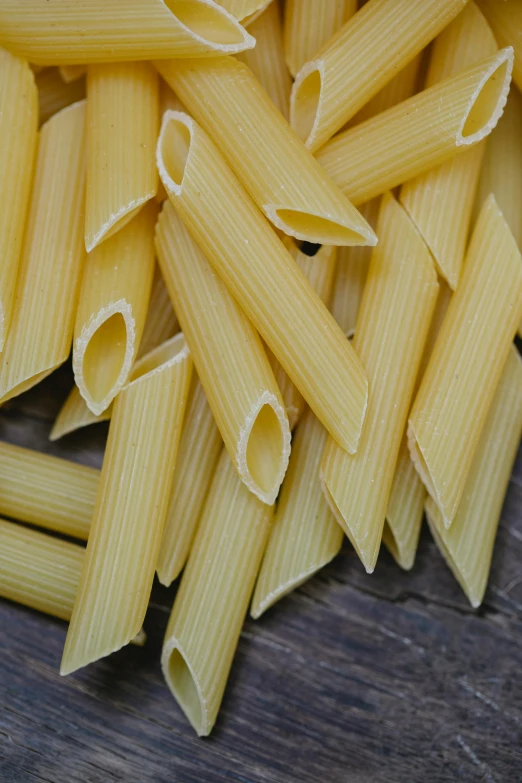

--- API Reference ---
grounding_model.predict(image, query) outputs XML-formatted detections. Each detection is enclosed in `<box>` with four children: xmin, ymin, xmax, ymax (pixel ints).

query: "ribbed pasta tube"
<box><xmin>477</xmin><ymin>0</ymin><xmax>522</xmax><ymax>91</ymax></box>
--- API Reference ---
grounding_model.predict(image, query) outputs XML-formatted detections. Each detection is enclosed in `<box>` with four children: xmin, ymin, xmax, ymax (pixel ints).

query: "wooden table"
<box><xmin>1</xmin><ymin>365</ymin><xmax>521</xmax><ymax>783</ymax></box>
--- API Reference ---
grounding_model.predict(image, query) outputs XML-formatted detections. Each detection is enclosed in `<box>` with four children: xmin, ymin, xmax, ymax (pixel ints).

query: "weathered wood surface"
<box><xmin>1</xmin><ymin>364</ymin><xmax>521</xmax><ymax>783</ymax></box>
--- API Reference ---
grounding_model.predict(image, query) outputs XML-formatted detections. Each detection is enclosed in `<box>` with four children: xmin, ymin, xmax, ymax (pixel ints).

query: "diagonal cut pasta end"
<box><xmin>407</xmin><ymin>419</ymin><xmax>453</xmax><ymax>530</ymax></box>
<box><xmin>382</xmin><ymin>521</ymin><xmax>416</xmax><ymax>572</ymax></box>
<box><xmin>162</xmin><ymin>639</ymin><xmax>210</xmax><ymax>737</ymax></box>
<box><xmin>457</xmin><ymin>46</ymin><xmax>514</xmax><ymax>146</ymax></box>
<box><xmin>169</xmin><ymin>0</ymin><xmax>256</xmax><ymax>53</ymax></box>
<box><xmin>157</xmin><ymin>110</ymin><xmax>193</xmax><ymax>197</ymax></box>
<box><xmin>264</xmin><ymin>204</ymin><xmax>378</xmax><ymax>247</ymax></box>
<box><xmin>289</xmin><ymin>59</ymin><xmax>323</xmax><ymax>151</ymax></box>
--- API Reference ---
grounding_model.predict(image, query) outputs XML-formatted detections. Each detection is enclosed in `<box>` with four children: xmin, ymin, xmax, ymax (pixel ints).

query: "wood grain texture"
<box><xmin>1</xmin><ymin>363</ymin><xmax>521</xmax><ymax>783</ymax></box>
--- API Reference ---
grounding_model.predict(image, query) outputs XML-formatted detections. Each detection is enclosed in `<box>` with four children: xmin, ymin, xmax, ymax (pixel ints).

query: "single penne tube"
<box><xmin>161</xmin><ymin>448</ymin><xmax>272</xmax><ymax>736</ymax></box>
<box><xmin>268</xmin><ymin>239</ymin><xmax>337</xmax><ymax>429</ymax></box>
<box><xmin>408</xmin><ymin>195</ymin><xmax>522</xmax><ymax>529</ymax></box>
<box><xmin>61</xmin><ymin>334</ymin><xmax>193</xmax><ymax>676</ymax></box>
<box><xmin>0</xmin><ymin>47</ymin><xmax>38</xmax><ymax>352</ymax></box>
<box><xmin>290</xmin><ymin>0</ymin><xmax>468</xmax><ymax>151</ymax></box>
<box><xmin>155</xmin><ymin>58</ymin><xmax>376</xmax><ymax>247</ymax></box>
<box><xmin>85</xmin><ymin>62</ymin><xmax>159</xmax><ymax>251</ymax></box>
<box><xmin>0</xmin><ymin>518</ymin><xmax>84</xmax><ymax>621</ymax></box>
<box><xmin>476</xmin><ymin>0</ymin><xmax>522</xmax><ymax>91</ymax></box>
<box><xmin>399</xmin><ymin>3</ymin><xmax>497</xmax><ymax>290</ymax></box>
<box><xmin>0</xmin><ymin>0</ymin><xmax>255</xmax><ymax>64</ymax></box>
<box><xmin>316</xmin><ymin>48</ymin><xmax>513</xmax><ymax>207</ymax></box>
<box><xmin>251</xmin><ymin>407</ymin><xmax>343</xmax><ymax>619</ymax></box>
<box><xmin>425</xmin><ymin>346</ymin><xmax>522</xmax><ymax>608</ymax></box>
<box><xmin>0</xmin><ymin>101</ymin><xmax>86</xmax><ymax>404</ymax></box>
<box><xmin>384</xmin><ymin>280</ymin><xmax>453</xmax><ymax>570</ymax></box>
<box><xmin>284</xmin><ymin>0</ymin><xmax>357</xmax><ymax>79</ymax></box>
<box><xmin>156</xmin><ymin>201</ymin><xmax>290</xmax><ymax>504</ymax></box>
<box><xmin>156</xmin><ymin>377</ymin><xmax>222</xmax><ymax>586</ymax></box>
<box><xmin>73</xmin><ymin>202</ymin><xmax>156</xmax><ymax>417</ymax></box>
<box><xmin>236</xmin><ymin>1</ymin><xmax>292</xmax><ymax>119</ymax></box>
<box><xmin>0</xmin><ymin>441</ymin><xmax>97</xmax><ymax>540</ymax></box>
<box><xmin>51</xmin><ymin>265</ymin><xmax>178</xmax><ymax>440</ymax></box>
<box><xmin>349</xmin><ymin>52</ymin><xmax>423</xmax><ymax>126</ymax></box>
<box><xmin>157</xmin><ymin>111</ymin><xmax>368</xmax><ymax>454</ymax></box>
<box><xmin>321</xmin><ymin>193</ymin><xmax>439</xmax><ymax>573</ymax></box>
<box><xmin>216</xmin><ymin>0</ymin><xmax>269</xmax><ymax>22</ymax></box>
<box><xmin>330</xmin><ymin>198</ymin><xmax>381</xmax><ymax>338</ymax></box>
<box><xmin>36</xmin><ymin>65</ymin><xmax>86</xmax><ymax>126</ymax></box>
<box><xmin>59</xmin><ymin>64</ymin><xmax>86</xmax><ymax>83</ymax></box>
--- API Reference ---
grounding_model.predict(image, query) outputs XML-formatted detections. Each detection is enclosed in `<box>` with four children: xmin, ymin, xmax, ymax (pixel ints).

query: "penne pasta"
<box><xmin>476</xmin><ymin>0</ymin><xmax>522</xmax><ymax>92</ymax></box>
<box><xmin>155</xmin><ymin>57</ymin><xmax>376</xmax><ymax>247</ymax></box>
<box><xmin>425</xmin><ymin>347</ymin><xmax>522</xmax><ymax>608</ymax></box>
<box><xmin>236</xmin><ymin>1</ymin><xmax>292</xmax><ymax>119</ymax></box>
<box><xmin>290</xmin><ymin>0</ymin><xmax>468</xmax><ymax>152</ymax></box>
<box><xmin>157</xmin><ymin>111</ymin><xmax>368</xmax><ymax>454</ymax></box>
<box><xmin>251</xmin><ymin>407</ymin><xmax>343</xmax><ymax>619</ymax></box>
<box><xmin>162</xmin><ymin>449</ymin><xmax>272</xmax><ymax>736</ymax></box>
<box><xmin>321</xmin><ymin>193</ymin><xmax>438</xmax><ymax>573</ymax></box>
<box><xmin>59</xmin><ymin>64</ymin><xmax>86</xmax><ymax>83</ymax></box>
<box><xmin>0</xmin><ymin>0</ymin><xmax>255</xmax><ymax>64</ymax></box>
<box><xmin>61</xmin><ymin>335</ymin><xmax>193</xmax><ymax>676</ymax></box>
<box><xmin>399</xmin><ymin>2</ymin><xmax>497</xmax><ymax>290</ymax></box>
<box><xmin>155</xmin><ymin>201</ymin><xmax>290</xmax><ymax>504</ymax></box>
<box><xmin>349</xmin><ymin>52</ymin><xmax>423</xmax><ymax>126</ymax></box>
<box><xmin>216</xmin><ymin>0</ymin><xmax>269</xmax><ymax>22</ymax></box>
<box><xmin>408</xmin><ymin>195</ymin><xmax>522</xmax><ymax>529</ymax></box>
<box><xmin>73</xmin><ymin>202</ymin><xmax>156</xmax><ymax>417</ymax></box>
<box><xmin>269</xmin><ymin>239</ymin><xmax>337</xmax><ymax>430</ymax></box>
<box><xmin>0</xmin><ymin>518</ymin><xmax>84</xmax><ymax>622</ymax></box>
<box><xmin>0</xmin><ymin>47</ymin><xmax>38</xmax><ymax>352</ymax></box>
<box><xmin>36</xmin><ymin>66</ymin><xmax>86</xmax><ymax>126</ymax></box>
<box><xmin>156</xmin><ymin>378</ymin><xmax>222</xmax><ymax>586</ymax></box>
<box><xmin>0</xmin><ymin>101</ymin><xmax>86</xmax><ymax>404</ymax></box>
<box><xmin>384</xmin><ymin>280</ymin><xmax>453</xmax><ymax>570</ymax></box>
<box><xmin>85</xmin><ymin>62</ymin><xmax>159</xmax><ymax>251</ymax></box>
<box><xmin>316</xmin><ymin>48</ymin><xmax>513</xmax><ymax>206</ymax></box>
<box><xmin>51</xmin><ymin>266</ymin><xmax>178</xmax><ymax>441</ymax></box>
<box><xmin>284</xmin><ymin>0</ymin><xmax>357</xmax><ymax>79</ymax></box>
<box><xmin>0</xmin><ymin>442</ymin><xmax>97</xmax><ymax>541</ymax></box>
<box><xmin>330</xmin><ymin>198</ymin><xmax>380</xmax><ymax>338</ymax></box>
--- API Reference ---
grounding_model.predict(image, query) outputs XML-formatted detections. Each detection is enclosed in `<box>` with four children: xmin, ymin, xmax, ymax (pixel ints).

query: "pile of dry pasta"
<box><xmin>0</xmin><ymin>0</ymin><xmax>521</xmax><ymax>737</ymax></box>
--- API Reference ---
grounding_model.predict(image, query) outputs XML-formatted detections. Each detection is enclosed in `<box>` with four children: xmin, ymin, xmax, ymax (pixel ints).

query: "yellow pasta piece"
<box><xmin>321</xmin><ymin>193</ymin><xmax>438</xmax><ymax>573</ymax></box>
<box><xmin>73</xmin><ymin>202</ymin><xmax>156</xmax><ymax>417</ymax></box>
<box><xmin>162</xmin><ymin>449</ymin><xmax>272</xmax><ymax>736</ymax></box>
<box><xmin>157</xmin><ymin>111</ymin><xmax>368</xmax><ymax>454</ymax></box>
<box><xmin>156</xmin><ymin>377</ymin><xmax>222</xmax><ymax>586</ymax></box>
<box><xmin>0</xmin><ymin>47</ymin><xmax>38</xmax><ymax>352</ymax></box>
<box><xmin>269</xmin><ymin>239</ymin><xmax>337</xmax><ymax>430</ymax></box>
<box><xmin>349</xmin><ymin>53</ymin><xmax>423</xmax><ymax>126</ymax></box>
<box><xmin>85</xmin><ymin>62</ymin><xmax>159</xmax><ymax>251</ymax></box>
<box><xmin>384</xmin><ymin>280</ymin><xmax>452</xmax><ymax>570</ymax></box>
<box><xmin>61</xmin><ymin>334</ymin><xmax>193</xmax><ymax>676</ymax></box>
<box><xmin>155</xmin><ymin>58</ymin><xmax>376</xmax><ymax>247</ymax></box>
<box><xmin>426</xmin><ymin>347</ymin><xmax>522</xmax><ymax>608</ymax></box>
<box><xmin>156</xmin><ymin>201</ymin><xmax>289</xmax><ymax>504</ymax></box>
<box><xmin>36</xmin><ymin>66</ymin><xmax>86</xmax><ymax>126</ymax></box>
<box><xmin>0</xmin><ymin>442</ymin><xmax>97</xmax><ymax>540</ymax></box>
<box><xmin>400</xmin><ymin>3</ymin><xmax>497</xmax><ymax>290</ymax></box>
<box><xmin>408</xmin><ymin>195</ymin><xmax>522</xmax><ymax>529</ymax></box>
<box><xmin>252</xmin><ymin>407</ymin><xmax>343</xmax><ymax>618</ymax></box>
<box><xmin>316</xmin><ymin>48</ymin><xmax>513</xmax><ymax>206</ymax></box>
<box><xmin>0</xmin><ymin>518</ymin><xmax>84</xmax><ymax>621</ymax></box>
<box><xmin>330</xmin><ymin>198</ymin><xmax>381</xmax><ymax>338</ymax></box>
<box><xmin>284</xmin><ymin>0</ymin><xmax>356</xmax><ymax>79</ymax></box>
<box><xmin>0</xmin><ymin>0</ymin><xmax>255</xmax><ymax>64</ymax></box>
<box><xmin>476</xmin><ymin>0</ymin><xmax>522</xmax><ymax>92</ymax></box>
<box><xmin>290</xmin><ymin>0</ymin><xmax>468</xmax><ymax>152</ymax></box>
<box><xmin>49</xmin><ymin>387</ymin><xmax>112</xmax><ymax>442</ymax></box>
<box><xmin>216</xmin><ymin>0</ymin><xmax>268</xmax><ymax>22</ymax></box>
<box><xmin>236</xmin><ymin>1</ymin><xmax>292</xmax><ymax>119</ymax></box>
<box><xmin>59</xmin><ymin>64</ymin><xmax>86</xmax><ymax>83</ymax></box>
<box><xmin>0</xmin><ymin>101</ymin><xmax>86</xmax><ymax>403</ymax></box>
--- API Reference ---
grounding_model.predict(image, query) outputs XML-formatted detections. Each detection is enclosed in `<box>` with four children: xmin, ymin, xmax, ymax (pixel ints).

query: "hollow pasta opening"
<box><xmin>82</xmin><ymin>312</ymin><xmax>128</xmax><ymax>406</ymax></box>
<box><xmin>159</xmin><ymin>116</ymin><xmax>191</xmax><ymax>188</ymax></box>
<box><xmin>275</xmin><ymin>208</ymin><xmax>373</xmax><ymax>246</ymax></box>
<box><xmin>130</xmin><ymin>333</ymin><xmax>187</xmax><ymax>381</ymax></box>
<box><xmin>291</xmin><ymin>66</ymin><xmax>321</xmax><ymax>145</ymax></box>
<box><xmin>246</xmin><ymin>403</ymin><xmax>285</xmax><ymax>499</ymax></box>
<box><xmin>167</xmin><ymin>648</ymin><xmax>204</xmax><ymax>734</ymax></box>
<box><xmin>167</xmin><ymin>0</ymin><xmax>247</xmax><ymax>45</ymax></box>
<box><xmin>460</xmin><ymin>57</ymin><xmax>511</xmax><ymax>143</ymax></box>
